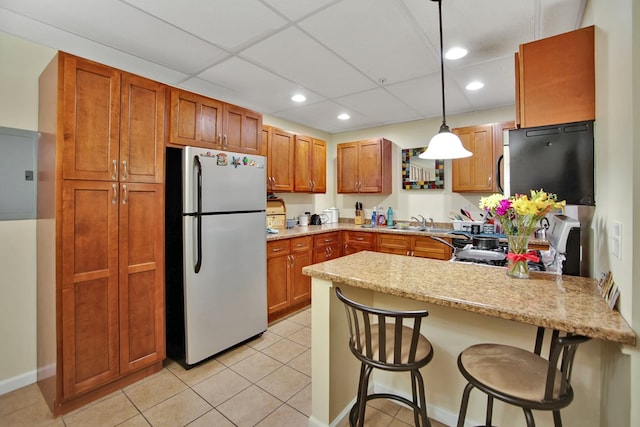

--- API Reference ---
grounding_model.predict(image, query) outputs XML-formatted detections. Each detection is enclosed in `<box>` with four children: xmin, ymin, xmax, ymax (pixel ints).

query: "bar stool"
<box><xmin>335</xmin><ymin>287</ymin><xmax>434</xmax><ymax>427</ymax></box>
<box><xmin>456</xmin><ymin>327</ymin><xmax>590</xmax><ymax>427</ymax></box>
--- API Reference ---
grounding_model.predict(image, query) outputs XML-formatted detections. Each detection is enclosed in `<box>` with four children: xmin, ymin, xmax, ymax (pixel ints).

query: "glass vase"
<box><xmin>506</xmin><ymin>234</ymin><xmax>530</xmax><ymax>279</ymax></box>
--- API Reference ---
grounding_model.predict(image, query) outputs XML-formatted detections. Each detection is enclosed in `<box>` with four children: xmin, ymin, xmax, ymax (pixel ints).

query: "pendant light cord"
<box><xmin>436</xmin><ymin>0</ymin><xmax>448</xmax><ymax>130</ymax></box>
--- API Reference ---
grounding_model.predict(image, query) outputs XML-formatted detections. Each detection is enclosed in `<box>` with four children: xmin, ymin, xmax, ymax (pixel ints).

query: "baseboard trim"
<box><xmin>0</xmin><ymin>369</ymin><xmax>37</xmax><ymax>395</ymax></box>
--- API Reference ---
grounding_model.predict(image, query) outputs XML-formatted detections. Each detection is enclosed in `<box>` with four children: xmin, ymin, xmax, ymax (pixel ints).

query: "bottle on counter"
<box><xmin>387</xmin><ymin>206</ymin><xmax>394</xmax><ymax>226</ymax></box>
<box><xmin>371</xmin><ymin>206</ymin><xmax>377</xmax><ymax>226</ymax></box>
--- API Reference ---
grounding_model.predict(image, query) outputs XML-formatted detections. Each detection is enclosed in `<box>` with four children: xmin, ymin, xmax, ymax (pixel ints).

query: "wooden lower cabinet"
<box><xmin>57</xmin><ymin>181</ymin><xmax>165</xmax><ymax>404</ymax></box>
<box><xmin>377</xmin><ymin>234</ymin><xmax>452</xmax><ymax>260</ymax></box>
<box><xmin>267</xmin><ymin>236</ymin><xmax>312</xmax><ymax>322</ymax></box>
<box><xmin>343</xmin><ymin>231</ymin><xmax>376</xmax><ymax>255</ymax></box>
<box><xmin>313</xmin><ymin>232</ymin><xmax>342</xmax><ymax>263</ymax></box>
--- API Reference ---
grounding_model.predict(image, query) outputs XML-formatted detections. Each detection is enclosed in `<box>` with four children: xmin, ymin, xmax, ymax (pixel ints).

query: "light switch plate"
<box><xmin>610</xmin><ymin>221</ymin><xmax>622</xmax><ymax>259</ymax></box>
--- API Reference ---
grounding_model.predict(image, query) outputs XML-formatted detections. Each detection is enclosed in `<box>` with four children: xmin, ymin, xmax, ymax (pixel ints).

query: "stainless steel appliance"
<box><xmin>165</xmin><ymin>146</ymin><xmax>267</xmax><ymax>367</ymax></box>
<box><xmin>547</xmin><ymin>214</ymin><xmax>582</xmax><ymax>276</ymax></box>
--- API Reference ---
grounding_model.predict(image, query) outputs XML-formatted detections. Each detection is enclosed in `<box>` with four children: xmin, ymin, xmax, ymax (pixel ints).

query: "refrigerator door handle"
<box><xmin>496</xmin><ymin>154</ymin><xmax>504</xmax><ymax>194</ymax></box>
<box><xmin>194</xmin><ymin>155</ymin><xmax>203</xmax><ymax>274</ymax></box>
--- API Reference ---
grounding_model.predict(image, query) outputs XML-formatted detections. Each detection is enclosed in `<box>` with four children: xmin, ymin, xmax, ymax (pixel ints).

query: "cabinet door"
<box><xmin>337</xmin><ymin>142</ymin><xmax>359</xmax><ymax>193</ymax></box>
<box><xmin>358</xmin><ymin>139</ymin><xmax>384</xmax><ymax>193</ymax></box>
<box><xmin>310</xmin><ymin>138</ymin><xmax>327</xmax><ymax>193</ymax></box>
<box><xmin>168</xmin><ymin>88</ymin><xmax>223</xmax><ymax>148</ymax></box>
<box><xmin>223</xmin><ymin>104</ymin><xmax>262</xmax><ymax>155</ymax></box>
<box><xmin>62</xmin><ymin>54</ymin><xmax>120</xmax><ymax>181</ymax></box>
<box><xmin>120</xmin><ymin>73</ymin><xmax>165</xmax><ymax>184</ymax></box>
<box><xmin>61</xmin><ymin>180</ymin><xmax>119</xmax><ymax>397</ymax></box>
<box><xmin>267</xmin><ymin>254</ymin><xmax>290</xmax><ymax>315</ymax></box>
<box><xmin>294</xmin><ymin>135</ymin><xmax>312</xmax><ymax>192</ymax></box>
<box><xmin>290</xmin><ymin>251</ymin><xmax>312</xmax><ymax>305</ymax></box>
<box><xmin>412</xmin><ymin>236</ymin><xmax>452</xmax><ymax>260</ymax></box>
<box><xmin>452</xmin><ymin>124</ymin><xmax>494</xmax><ymax>192</ymax></box>
<box><xmin>267</xmin><ymin>127</ymin><xmax>294</xmax><ymax>192</ymax></box>
<box><xmin>377</xmin><ymin>234</ymin><xmax>410</xmax><ymax>255</ymax></box>
<box><xmin>517</xmin><ymin>26</ymin><xmax>595</xmax><ymax>127</ymax></box>
<box><xmin>119</xmin><ymin>183</ymin><xmax>165</xmax><ymax>374</ymax></box>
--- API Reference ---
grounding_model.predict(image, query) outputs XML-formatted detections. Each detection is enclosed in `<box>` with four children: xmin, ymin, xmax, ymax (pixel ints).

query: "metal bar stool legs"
<box><xmin>336</xmin><ymin>287</ymin><xmax>434</xmax><ymax>427</ymax></box>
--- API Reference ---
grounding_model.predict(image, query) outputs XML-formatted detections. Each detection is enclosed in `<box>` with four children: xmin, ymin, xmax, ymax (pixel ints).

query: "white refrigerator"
<box><xmin>165</xmin><ymin>146</ymin><xmax>267</xmax><ymax>367</ymax></box>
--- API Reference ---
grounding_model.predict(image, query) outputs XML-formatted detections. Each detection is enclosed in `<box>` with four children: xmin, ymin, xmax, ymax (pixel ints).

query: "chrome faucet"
<box><xmin>427</xmin><ymin>217</ymin><xmax>435</xmax><ymax>229</ymax></box>
<box><xmin>411</xmin><ymin>215</ymin><xmax>427</xmax><ymax>228</ymax></box>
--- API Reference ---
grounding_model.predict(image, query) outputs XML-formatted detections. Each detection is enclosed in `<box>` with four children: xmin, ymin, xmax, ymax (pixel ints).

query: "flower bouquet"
<box><xmin>479</xmin><ymin>189</ymin><xmax>565</xmax><ymax>278</ymax></box>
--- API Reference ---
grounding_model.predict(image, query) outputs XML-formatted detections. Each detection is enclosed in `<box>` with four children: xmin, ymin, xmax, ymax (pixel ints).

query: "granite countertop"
<box><xmin>302</xmin><ymin>251</ymin><xmax>636</xmax><ymax>345</ymax></box>
<box><xmin>267</xmin><ymin>222</ymin><xmax>550</xmax><ymax>247</ymax></box>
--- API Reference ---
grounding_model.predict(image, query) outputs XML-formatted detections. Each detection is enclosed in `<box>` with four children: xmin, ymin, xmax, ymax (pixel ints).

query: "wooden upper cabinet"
<box><xmin>168</xmin><ymin>88</ymin><xmax>223</xmax><ymax>147</ymax></box>
<box><xmin>62</xmin><ymin>55</ymin><xmax>120</xmax><ymax>181</ymax></box>
<box><xmin>337</xmin><ymin>138</ymin><xmax>392</xmax><ymax>194</ymax></box>
<box><xmin>294</xmin><ymin>135</ymin><xmax>326</xmax><ymax>193</ymax></box>
<box><xmin>516</xmin><ymin>26</ymin><xmax>595</xmax><ymax>128</ymax></box>
<box><xmin>452</xmin><ymin>122</ymin><xmax>514</xmax><ymax>193</ymax></box>
<box><xmin>266</xmin><ymin>126</ymin><xmax>294</xmax><ymax>192</ymax></box>
<box><xmin>168</xmin><ymin>88</ymin><xmax>263</xmax><ymax>155</ymax></box>
<box><xmin>61</xmin><ymin>55</ymin><xmax>165</xmax><ymax>183</ymax></box>
<box><xmin>452</xmin><ymin>124</ymin><xmax>494</xmax><ymax>192</ymax></box>
<box><xmin>120</xmin><ymin>73</ymin><xmax>165</xmax><ymax>183</ymax></box>
<box><xmin>222</xmin><ymin>104</ymin><xmax>262</xmax><ymax>155</ymax></box>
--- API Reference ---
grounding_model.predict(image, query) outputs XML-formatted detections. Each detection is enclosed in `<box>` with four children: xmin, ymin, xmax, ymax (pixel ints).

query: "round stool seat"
<box><xmin>459</xmin><ymin>343</ymin><xmax>563</xmax><ymax>402</ymax></box>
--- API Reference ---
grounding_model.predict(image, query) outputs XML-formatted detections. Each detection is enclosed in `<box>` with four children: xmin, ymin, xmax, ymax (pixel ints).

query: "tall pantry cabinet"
<box><xmin>37</xmin><ymin>52</ymin><xmax>165</xmax><ymax>416</ymax></box>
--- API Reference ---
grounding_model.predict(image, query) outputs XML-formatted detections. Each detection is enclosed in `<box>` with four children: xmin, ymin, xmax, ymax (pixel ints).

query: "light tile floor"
<box><xmin>0</xmin><ymin>308</ymin><xmax>447</xmax><ymax>426</ymax></box>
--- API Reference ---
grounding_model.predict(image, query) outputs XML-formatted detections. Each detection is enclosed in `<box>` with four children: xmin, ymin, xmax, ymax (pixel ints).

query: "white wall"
<box><xmin>0</xmin><ymin>32</ymin><xmax>55</xmax><ymax>393</ymax></box>
<box><xmin>582</xmin><ymin>1</ymin><xmax>639</xmax><ymax>426</ymax></box>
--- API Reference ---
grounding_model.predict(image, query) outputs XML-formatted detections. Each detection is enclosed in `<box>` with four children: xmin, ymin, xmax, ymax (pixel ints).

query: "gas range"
<box><xmin>450</xmin><ymin>243</ymin><xmax>546</xmax><ymax>271</ymax></box>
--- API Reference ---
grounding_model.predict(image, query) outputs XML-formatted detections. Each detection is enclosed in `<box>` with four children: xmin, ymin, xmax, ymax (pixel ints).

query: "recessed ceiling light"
<box><xmin>337</xmin><ymin>113</ymin><xmax>350</xmax><ymax>120</ymax></box>
<box><xmin>465</xmin><ymin>81</ymin><xmax>485</xmax><ymax>91</ymax></box>
<box><xmin>445</xmin><ymin>47</ymin><xmax>468</xmax><ymax>60</ymax></box>
<box><xmin>291</xmin><ymin>94</ymin><xmax>306</xmax><ymax>102</ymax></box>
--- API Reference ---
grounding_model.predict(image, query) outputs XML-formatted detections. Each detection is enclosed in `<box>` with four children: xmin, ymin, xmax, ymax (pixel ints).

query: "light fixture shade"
<box><xmin>419</xmin><ymin>130</ymin><xmax>471</xmax><ymax>159</ymax></box>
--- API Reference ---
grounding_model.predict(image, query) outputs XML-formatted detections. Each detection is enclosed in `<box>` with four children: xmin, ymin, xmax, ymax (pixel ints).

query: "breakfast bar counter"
<box><xmin>302</xmin><ymin>251</ymin><xmax>636</xmax><ymax>427</ymax></box>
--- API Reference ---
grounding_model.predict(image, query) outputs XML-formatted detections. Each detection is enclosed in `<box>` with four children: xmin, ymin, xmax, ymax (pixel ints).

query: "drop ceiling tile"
<box><xmin>241</xmin><ymin>26</ymin><xmax>377</xmax><ymax>98</ymax></box>
<box><xmin>451</xmin><ymin>57</ymin><xmax>515</xmax><ymax>111</ymax></box>
<box><xmin>1</xmin><ymin>0</ymin><xmax>227</xmax><ymax>74</ymax></box>
<box><xmin>335</xmin><ymin>88</ymin><xmax>422</xmax><ymax>125</ymax></box>
<box><xmin>264</xmin><ymin>0</ymin><xmax>337</xmax><ymax>21</ymax></box>
<box><xmin>198</xmin><ymin>57</ymin><xmax>326</xmax><ymax>113</ymax></box>
<box><xmin>274</xmin><ymin>100</ymin><xmax>382</xmax><ymax>134</ymax></box>
<box><xmin>386</xmin><ymin>74</ymin><xmax>471</xmax><ymax>119</ymax></box>
<box><xmin>298</xmin><ymin>0</ymin><xmax>437</xmax><ymax>84</ymax></box>
<box><xmin>0</xmin><ymin>8</ymin><xmax>189</xmax><ymax>84</ymax></box>
<box><xmin>123</xmin><ymin>0</ymin><xmax>288</xmax><ymax>51</ymax></box>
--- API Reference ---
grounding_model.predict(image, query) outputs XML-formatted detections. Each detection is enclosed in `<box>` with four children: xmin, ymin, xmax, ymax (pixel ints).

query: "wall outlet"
<box><xmin>610</xmin><ymin>221</ymin><xmax>622</xmax><ymax>259</ymax></box>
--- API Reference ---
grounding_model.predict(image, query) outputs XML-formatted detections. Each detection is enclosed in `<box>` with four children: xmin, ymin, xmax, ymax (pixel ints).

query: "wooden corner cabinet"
<box><xmin>294</xmin><ymin>135</ymin><xmax>326</xmax><ymax>193</ymax></box>
<box><xmin>267</xmin><ymin>236</ymin><xmax>313</xmax><ymax>322</ymax></box>
<box><xmin>168</xmin><ymin>88</ymin><xmax>262</xmax><ymax>155</ymax></box>
<box><xmin>337</xmin><ymin>138</ymin><xmax>393</xmax><ymax>194</ymax></box>
<box><xmin>515</xmin><ymin>26</ymin><xmax>595</xmax><ymax>128</ymax></box>
<box><xmin>37</xmin><ymin>52</ymin><xmax>165</xmax><ymax>416</ymax></box>
<box><xmin>452</xmin><ymin>121</ymin><xmax>514</xmax><ymax>193</ymax></box>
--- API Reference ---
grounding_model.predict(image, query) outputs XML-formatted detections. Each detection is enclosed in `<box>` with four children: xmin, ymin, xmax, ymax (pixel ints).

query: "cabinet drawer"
<box><xmin>290</xmin><ymin>236</ymin><xmax>312</xmax><ymax>253</ymax></box>
<box><xmin>314</xmin><ymin>232</ymin><xmax>341</xmax><ymax>247</ymax></box>
<box><xmin>343</xmin><ymin>231</ymin><xmax>375</xmax><ymax>246</ymax></box>
<box><xmin>267</xmin><ymin>240</ymin><xmax>290</xmax><ymax>258</ymax></box>
<box><xmin>313</xmin><ymin>243</ymin><xmax>341</xmax><ymax>263</ymax></box>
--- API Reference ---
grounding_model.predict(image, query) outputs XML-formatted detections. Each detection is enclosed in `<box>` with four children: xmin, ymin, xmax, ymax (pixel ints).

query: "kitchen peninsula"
<box><xmin>303</xmin><ymin>251</ymin><xmax>635</xmax><ymax>427</ymax></box>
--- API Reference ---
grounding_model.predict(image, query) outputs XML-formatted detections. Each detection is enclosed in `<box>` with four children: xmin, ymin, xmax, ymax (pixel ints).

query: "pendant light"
<box><xmin>419</xmin><ymin>0</ymin><xmax>472</xmax><ymax>159</ymax></box>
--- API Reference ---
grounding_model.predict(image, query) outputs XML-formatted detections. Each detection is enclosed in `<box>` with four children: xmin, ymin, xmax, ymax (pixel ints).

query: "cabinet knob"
<box><xmin>111</xmin><ymin>184</ymin><xmax>118</xmax><ymax>205</ymax></box>
<box><xmin>122</xmin><ymin>160</ymin><xmax>128</xmax><ymax>181</ymax></box>
<box><xmin>112</xmin><ymin>159</ymin><xmax>118</xmax><ymax>180</ymax></box>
